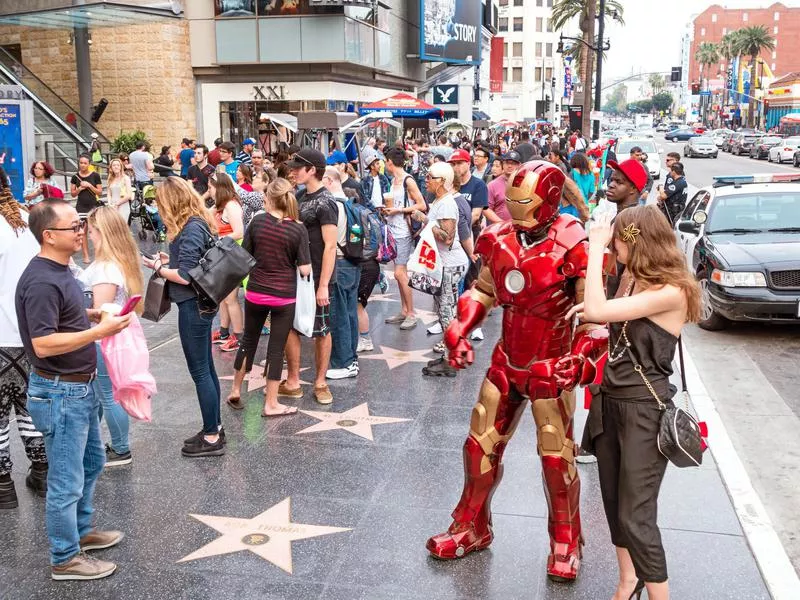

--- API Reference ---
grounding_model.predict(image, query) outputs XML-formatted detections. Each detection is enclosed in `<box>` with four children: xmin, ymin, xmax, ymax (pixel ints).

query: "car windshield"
<box><xmin>706</xmin><ymin>192</ymin><xmax>800</xmax><ymax>233</ymax></box>
<box><xmin>743</xmin><ymin>136</ymin><xmax>759</xmax><ymax>142</ymax></box>
<box><xmin>694</xmin><ymin>137</ymin><xmax>714</xmax><ymax>144</ymax></box>
<box><xmin>784</xmin><ymin>137</ymin><xmax>800</xmax><ymax>146</ymax></box>
<box><xmin>762</xmin><ymin>137</ymin><xmax>783</xmax><ymax>144</ymax></box>
<box><xmin>617</xmin><ymin>140</ymin><xmax>657</xmax><ymax>154</ymax></box>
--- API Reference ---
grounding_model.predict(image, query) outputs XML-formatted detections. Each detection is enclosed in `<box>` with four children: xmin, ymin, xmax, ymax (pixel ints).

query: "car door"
<box><xmin>675</xmin><ymin>190</ymin><xmax>710</xmax><ymax>268</ymax></box>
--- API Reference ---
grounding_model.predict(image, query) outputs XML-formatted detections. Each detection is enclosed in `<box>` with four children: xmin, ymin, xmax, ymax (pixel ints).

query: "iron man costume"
<box><xmin>426</xmin><ymin>161</ymin><xmax>607</xmax><ymax>581</ymax></box>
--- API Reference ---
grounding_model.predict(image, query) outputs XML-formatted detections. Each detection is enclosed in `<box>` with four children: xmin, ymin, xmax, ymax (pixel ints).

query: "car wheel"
<box><xmin>672</xmin><ymin>137</ymin><xmax>679</xmax><ymax>142</ymax></box>
<box><xmin>795</xmin><ymin>156</ymin><xmax>799</xmax><ymax>168</ymax></box>
<box><xmin>713</xmin><ymin>154</ymin><xmax>718</xmax><ymax>159</ymax></box>
<box><xmin>698</xmin><ymin>277</ymin><xmax>729</xmax><ymax>331</ymax></box>
<box><xmin>768</xmin><ymin>153</ymin><xmax>773</xmax><ymax>162</ymax></box>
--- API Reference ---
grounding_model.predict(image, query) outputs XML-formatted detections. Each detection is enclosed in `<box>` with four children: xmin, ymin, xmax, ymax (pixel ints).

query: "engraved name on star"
<box><xmin>220</xmin><ymin>367</ymin><xmax>311</xmax><ymax>393</ymax></box>
<box><xmin>296</xmin><ymin>402</ymin><xmax>411</xmax><ymax>441</ymax></box>
<box><xmin>358</xmin><ymin>345</ymin><xmax>434</xmax><ymax>369</ymax></box>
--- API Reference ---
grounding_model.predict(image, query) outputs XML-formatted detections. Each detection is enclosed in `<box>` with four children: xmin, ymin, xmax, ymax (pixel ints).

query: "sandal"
<box><xmin>226</xmin><ymin>396</ymin><xmax>244</xmax><ymax>410</ymax></box>
<box><xmin>261</xmin><ymin>405</ymin><xmax>298</xmax><ymax>418</ymax></box>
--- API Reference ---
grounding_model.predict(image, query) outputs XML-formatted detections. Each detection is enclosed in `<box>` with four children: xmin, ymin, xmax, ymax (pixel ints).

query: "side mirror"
<box><xmin>693</xmin><ymin>210</ymin><xmax>708</xmax><ymax>225</ymax></box>
<box><xmin>678</xmin><ymin>221</ymin><xmax>699</xmax><ymax>234</ymax></box>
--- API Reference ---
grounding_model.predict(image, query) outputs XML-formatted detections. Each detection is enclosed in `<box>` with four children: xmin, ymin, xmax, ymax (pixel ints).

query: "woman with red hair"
<box><xmin>23</xmin><ymin>161</ymin><xmax>61</xmax><ymax>206</ymax></box>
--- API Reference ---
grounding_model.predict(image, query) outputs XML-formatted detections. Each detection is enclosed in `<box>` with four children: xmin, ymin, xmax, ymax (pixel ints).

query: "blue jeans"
<box><xmin>177</xmin><ymin>297</ymin><xmax>221</xmax><ymax>435</ymax></box>
<box><xmin>26</xmin><ymin>372</ymin><xmax>104</xmax><ymax>565</ymax></box>
<box><xmin>93</xmin><ymin>344</ymin><xmax>130</xmax><ymax>454</ymax></box>
<box><xmin>329</xmin><ymin>258</ymin><xmax>361</xmax><ymax>369</ymax></box>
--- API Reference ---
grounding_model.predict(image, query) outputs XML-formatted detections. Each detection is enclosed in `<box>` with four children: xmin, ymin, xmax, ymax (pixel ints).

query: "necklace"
<box><xmin>606</xmin><ymin>279</ymin><xmax>635</xmax><ymax>363</ymax></box>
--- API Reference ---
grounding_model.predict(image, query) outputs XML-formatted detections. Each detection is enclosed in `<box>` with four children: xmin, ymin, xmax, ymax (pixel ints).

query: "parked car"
<box><xmin>666</xmin><ymin>128</ymin><xmax>699</xmax><ymax>142</ymax></box>
<box><xmin>675</xmin><ymin>173</ymin><xmax>800</xmax><ymax>330</ymax></box>
<box><xmin>683</xmin><ymin>136</ymin><xmax>718</xmax><ymax>158</ymax></box>
<box><xmin>656</xmin><ymin>122</ymin><xmax>670</xmax><ymax>132</ymax></box>
<box><xmin>750</xmin><ymin>136</ymin><xmax>783</xmax><ymax>159</ymax></box>
<box><xmin>721</xmin><ymin>131</ymin><xmax>738</xmax><ymax>152</ymax></box>
<box><xmin>730</xmin><ymin>132</ymin><xmax>761</xmax><ymax>156</ymax></box>
<box><xmin>712</xmin><ymin>129</ymin><xmax>733</xmax><ymax>148</ymax></box>
<box><xmin>615</xmin><ymin>138</ymin><xmax>662</xmax><ymax>179</ymax></box>
<box><xmin>768</xmin><ymin>136</ymin><xmax>800</xmax><ymax>163</ymax></box>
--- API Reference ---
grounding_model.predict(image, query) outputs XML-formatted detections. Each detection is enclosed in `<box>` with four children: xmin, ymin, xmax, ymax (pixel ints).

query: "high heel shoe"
<box><xmin>628</xmin><ymin>579</ymin><xmax>645</xmax><ymax>600</ymax></box>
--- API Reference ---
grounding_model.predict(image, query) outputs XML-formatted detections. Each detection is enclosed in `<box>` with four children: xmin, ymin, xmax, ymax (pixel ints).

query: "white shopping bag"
<box><xmin>293</xmin><ymin>270</ymin><xmax>316</xmax><ymax>337</ymax></box>
<box><xmin>407</xmin><ymin>222</ymin><xmax>443</xmax><ymax>296</ymax></box>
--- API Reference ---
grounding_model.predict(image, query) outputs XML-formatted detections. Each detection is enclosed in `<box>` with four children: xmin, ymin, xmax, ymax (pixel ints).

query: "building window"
<box><xmin>499</xmin><ymin>0</ymin><xmax>508</xmax><ymax>5</ymax></box>
<box><xmin>513</xmin><ymin>42</ymin><xmax>523</xmax><ymax>57</ymax></box>
<box><xmin>700</xmin><ymin>27</ymin><xmax>705</xmax><ymax>36</ymax></box>
<box><xmin>512</xmin><ymin>67</ymin><xmax>522</xmax><ymax>82</ymax></box>
<box><xmin>775</xmin><ymin>11</ymin><xmax>780</xmax><ymax>21</ymax></box>
<box><xmin>215</xmin><ymin>1</ymin><xmax>343</xmax><ymax>18</ymax></box>
<box><xmin>536</xmin><ymin>17</ymin><xmax>543</xmax><ymax>32</ymax></box>
<box><xmin>513</xmin><ymin>17</ymin><xmax>523</xmax><ymax>32</ymax></box>
<box><xmin>513</xmin><ymin>0</ymin><xmax>523</xmax><ymax>6</ymax></box>
<box><xmin>546</xmin><ymin>18</ymin><xmax>552</xmax><ymax>32</ymax></box>
<box><xmin>722</xmin><ymin>27</ymin><xmax>727</xmax><ymax>35</ymax></box>
<box><xmin>545</xmin><ymin>67</ymin><xmax>553</xmax><ymax>81</ymax></box>
<box><xmin>711</xmin><ymin>14</ymin><xmax>717</xmax><ymax>23</ymax></box>
<box><xmin>535</xmin><ymin>42</ymin><xmax>542</xmax><ymax>57</ymax></box>
<box><xmin>772</xmin><ymin>63</ymin><xmax>776</xmax><ymax>71</ymax></box>
<box><xmin>536</xmin><ymin>0</ymin><xmax>543</xmax><ymax>6</ymax></box>
<box><xmin>545</xmin><ymin>42</ymin><xmax>552</xmax><ymax>57</ymax></box>
<box><xmin>547</xmin><ymin>0</ymin><xmax>552</xmax><ymax>6</ymax></box>
<box><xmin>535</xmin><ymin>66</ymin><xmax>542</xmax><ymax>82</ymax></box>
<box><xmin>772</xmin><ymin>51</ymin><xmax>777</xmax><ymax>59</ymax></box>
<box><xmin>504</xmin><ymin>42</ymin><xmax>509</xmax><ymax>57</ymax></box>
<box><xmin>774</xmin><ymin>26</ymin><xmax>778</xmax><ymax>35</ymax></box>
<box><xmin>499</xmin><ymin>17</ymin><xmax>508</xmax><ymax>31</ymax></box>
<box><xmin>743</xmin><ymin>12</ymin><xmax>748</xmax><ymax>22</ymax></box>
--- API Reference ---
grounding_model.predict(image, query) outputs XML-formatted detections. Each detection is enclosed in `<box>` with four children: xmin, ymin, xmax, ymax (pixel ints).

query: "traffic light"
<box><xmin>671</xmin><ymin>67</ymin><xmax>682</xmax><ymax>82</ymax></box>
<box><xmin>545</xmin><ymin>95</ymin><xmax>551</xmax><ymax>112</ymax></box>
<box><xmin>557</xmin><ymin>37</ymin><xmax>564</xmax><ymax>54</ymax></box>
<box><xmin>551</xmin><ymin>77</ymin><xmax>556</xmax><ymax>88</ymax></box>
<box><xmin>691</xmin><ymin>82</ymin><xmax>701</xmax><ymax>95</ymax></box>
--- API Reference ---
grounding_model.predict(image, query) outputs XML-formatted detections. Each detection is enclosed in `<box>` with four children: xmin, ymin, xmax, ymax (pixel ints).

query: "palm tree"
<box><xmin>695</xmin><ymin>42</ymin><xmax>719</xmax><ymax>124</ymax></box>
<box><xmin>551</xmin><ymin>0</ymin><xmax>624</xmax><ymax>133</ymax></box>
<box><xmin>717</xmin><ymin>31</ymin><xmax>742</xmax><ymax>109</ymax></box>
<box><xmin>735</xmin><ymin>25</ymin><xmax>775</xmax><ymax>127</ymax></box>
<box><xmin>648</xmin><ymin>73</ymin><xmax>665</xmax><ymax>94</ymax></box>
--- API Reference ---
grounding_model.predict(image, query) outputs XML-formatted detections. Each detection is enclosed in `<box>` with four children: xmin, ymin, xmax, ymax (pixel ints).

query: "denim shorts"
<box><xmin>394</xmin><ymin>236</ymin><xmax>415</xmax><ymax>266</ymax></box>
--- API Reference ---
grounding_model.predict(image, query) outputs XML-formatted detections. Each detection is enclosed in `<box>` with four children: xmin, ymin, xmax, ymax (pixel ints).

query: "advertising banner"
<box><xmin>0</xmin><ymin>103</ymin><xmax>25</xmax><ymax>200</ymax></box>
<box><xmin>567</xmin><ymin>105</ymin><xmax>583</xmax><ymax>132</ymax></box>
<box><xmin>564</xmin><ymin>65</ymin><xmax>573</xmax><ymax>98</ymax></box>
<box><xmin>421</xmin><ymin>0</ymin><xmax>482</xmax><ymax>65</ymax></box>
<box><xmin>490</xmin><ymin>35</ymin><xmax>503</xmax><ymax>93</ymax></box>
<box><xmin>433</xmin><ymin>85</ymin><xmax>459</xmax><ymax>105</ymax></box>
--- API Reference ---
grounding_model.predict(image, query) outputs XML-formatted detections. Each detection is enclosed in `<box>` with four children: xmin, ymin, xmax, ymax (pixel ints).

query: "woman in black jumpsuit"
<box><xmin>568</xmin><ymin>205</ymin><xmax>702</xmax><ymax>600</ymax></box>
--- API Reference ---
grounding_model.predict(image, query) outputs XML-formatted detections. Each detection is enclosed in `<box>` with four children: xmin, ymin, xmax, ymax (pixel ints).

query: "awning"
<box><xmin>472</xmin><ymin>110</ymin><xmax>491</xmax><ymax>121</ymax></box>
<box><xmin>358</xmin><ymin>93</ymin><xmax>443</xmax><ymax>119</ymax></box>
<box><xmin>780</xmin><ymin>113</ymin><xmax>800</xmax><ymax>124</ymax></box>
<box><xmin>259</xmin><ymin>113</ymin><xmax>298</xmax><ymax>133</ymax></box>
<box><xmin>0</xmin><ymin>1</ymin><xmax>182</xmax><ymax>29</ymax></box>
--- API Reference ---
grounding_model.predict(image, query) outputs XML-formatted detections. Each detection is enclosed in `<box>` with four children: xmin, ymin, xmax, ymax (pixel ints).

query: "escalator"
<box><xmin>0</xmin><ymin>45</ymin><xmax>110</xmax><ymax>176</ymax></box>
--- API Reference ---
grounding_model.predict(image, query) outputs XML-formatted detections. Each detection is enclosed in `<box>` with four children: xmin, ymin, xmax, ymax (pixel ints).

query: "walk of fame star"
<box><xmin>415</xmin><ymin>309</ymin><xmax>440</xmax><ymax>325</ymax></box>
<box><xmin>368</xmin><ymin>293</ymin><xmax>398</xmax><ymax>303</ymax></box>
<box><xmin>220</xmin><ymin>368</ymin><xmax>311</xmax><ymax>393</ymax></box>
<box><xmin>178</xmin><ymin>497</ymin><xmax>350</xmax><ymax>573</ymax></box>
<box><xmin>358</xmin><ymin>345</ymin><xmax>434</xmax><ymax>369</ymax></box>
<box><xmin>296</xmin><ymin>402</ymin><xmax>411</xmax><ymax>441</ymax></box>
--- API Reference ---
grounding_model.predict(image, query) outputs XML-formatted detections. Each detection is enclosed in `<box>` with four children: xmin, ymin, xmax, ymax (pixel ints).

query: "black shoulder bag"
<box><xmin>188</xmin><ymin>223</ymin><xmax>256</xmax><ymax>306</ymax></box>
<box><xmin>628</xmin><ymin>336</ymin><xmax>705</xmax><ymax>468</ymax></box>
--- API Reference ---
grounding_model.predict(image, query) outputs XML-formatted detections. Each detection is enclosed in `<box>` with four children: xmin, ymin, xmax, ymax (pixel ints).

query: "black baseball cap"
<box><xmin>285</xmin><ymin>148</ymin><xmax>326</xmax><ymax>171</ymax></box>
<box><xmin>503</xmin><ymin>150</ymin><xmax>522</xmax><ymax>163</ymax></box>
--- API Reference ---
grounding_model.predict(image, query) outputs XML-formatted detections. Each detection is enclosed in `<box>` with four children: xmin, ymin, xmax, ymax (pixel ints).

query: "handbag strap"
<box><xmin>624</xmin><ymin>343</ymin><xmax>667</xmax><ymax>411</ymax></box>
<box><xmin>677</xmin><ymin>336</ymin><xmax>688</xmax><ymax>393</ymax></box>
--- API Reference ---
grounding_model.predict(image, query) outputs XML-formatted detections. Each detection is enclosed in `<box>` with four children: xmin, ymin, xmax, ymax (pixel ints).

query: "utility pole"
<box><xmin>73</xmin><ymin>0</ymin><xmax>93</xmax><ymax>137</ymax></box>
<box><xmin>592</xmin><ymin>0</ymin><xmax>606</xmax><ymax>140</ymax></box>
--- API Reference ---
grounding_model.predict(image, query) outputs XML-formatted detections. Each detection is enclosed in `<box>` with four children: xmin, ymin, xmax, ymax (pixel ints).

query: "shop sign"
<box><xmin>252</xmin><ymin>85</ymin><xmax>287</xmax><ymax>100</ymax></box>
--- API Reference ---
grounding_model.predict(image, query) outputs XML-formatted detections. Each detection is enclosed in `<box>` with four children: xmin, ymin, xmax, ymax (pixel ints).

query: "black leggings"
<box><xmin>234</xmin><ymin>299</ymin><xmax>296</xmax><ymax>381</ymax></box>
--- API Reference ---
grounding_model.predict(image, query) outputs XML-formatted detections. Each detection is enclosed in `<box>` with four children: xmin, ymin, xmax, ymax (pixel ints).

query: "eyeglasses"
<box><xmin>425</xmin><ymin>175</ymin><xmax>443</xmax><ymax>181</ymax></box>
<box><xmin>47</xmin><ymin>221</ymin><xmax>86</xmax><ymax>234</ymax></box>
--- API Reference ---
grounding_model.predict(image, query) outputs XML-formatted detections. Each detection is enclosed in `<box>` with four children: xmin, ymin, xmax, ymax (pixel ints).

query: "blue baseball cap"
<box><xmin>326</xmin><ymin>150</ymin><xmax>348</xmax><ymax>165</ymax></box>
<box><xmin>243</xmin><ymin>138</ymin><xmax>256</xmax><ymax>146</ymax></box>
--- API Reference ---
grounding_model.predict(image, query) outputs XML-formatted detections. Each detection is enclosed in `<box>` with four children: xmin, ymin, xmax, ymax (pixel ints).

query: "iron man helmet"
<box><xmin>505</xmin><ymin>160</ymin><xmax>565</xmax><ymax>232</ymax></box>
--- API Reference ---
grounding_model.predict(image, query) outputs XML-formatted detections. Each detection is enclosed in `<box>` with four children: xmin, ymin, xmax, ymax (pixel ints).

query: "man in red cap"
<box><xmin>605</xmin><ymin>158</ymin><xmax>647</xmax><ymax>213</ymax></box>
<box><xmin>448</xmin><ymin>149</ymin><xmax>489</xmax><ymax>239</ymax></box>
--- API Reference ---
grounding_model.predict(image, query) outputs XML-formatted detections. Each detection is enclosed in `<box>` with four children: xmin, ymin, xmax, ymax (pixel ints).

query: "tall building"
<box><xmin>496</xmin><ymin>0</ymin><xmax>564</xmax><ymax>123</ymax></box>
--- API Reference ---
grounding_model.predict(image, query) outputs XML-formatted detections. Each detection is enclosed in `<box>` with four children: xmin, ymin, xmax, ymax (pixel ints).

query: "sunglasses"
<box><xmin>425</xmin><ymin>175</ymin><xmax>443</xmax><ymax>181</ymax></box>
<box><xmin>47</xmin><ymin>221</ymin><xmax>86</xmax><ymax>234</ymax></box>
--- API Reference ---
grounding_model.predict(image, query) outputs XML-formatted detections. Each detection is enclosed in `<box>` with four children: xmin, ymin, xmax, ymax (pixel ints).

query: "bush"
<box><xmin>111</xmin><ymin>130</ymin><xmax>150</xmax><ymax>154</ymax></box>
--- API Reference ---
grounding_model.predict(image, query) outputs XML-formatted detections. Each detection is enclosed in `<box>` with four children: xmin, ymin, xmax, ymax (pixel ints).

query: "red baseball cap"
<box><xmin>447</xmin><ymin>149</ymin><xmax>471</xmax><ymax>164</ymax></box>
<box><xmin>606</xmin><ymin>158</ymin><xmax>648</xmax><ymax>193</ymax></box>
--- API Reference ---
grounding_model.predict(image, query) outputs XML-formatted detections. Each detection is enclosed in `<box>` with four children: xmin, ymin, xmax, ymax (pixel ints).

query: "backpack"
<box><xmin>336</xmin><ymin>198</ymin><xmax>365</xmax><ymax>261</ymax></box>
<box><xmin>377</xmin><ymin>219</ymin><xmax>397</xmax><ymax>264</ymax></box>
<box><xmin>360</xmin><ymin>205</ymin><xmax>383</xmax><ymax>261</ymax></box>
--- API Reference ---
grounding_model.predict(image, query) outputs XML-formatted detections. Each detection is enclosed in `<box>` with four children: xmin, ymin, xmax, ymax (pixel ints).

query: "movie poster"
<box><xmin>421</xmin><ymin>0</ymin><xmax>482</xmax><ymax>65</ymax></box>
<box><xmin>0</xmin><ymin>103</ymin><xmax>24</xmax><ymax>200</ymax></box>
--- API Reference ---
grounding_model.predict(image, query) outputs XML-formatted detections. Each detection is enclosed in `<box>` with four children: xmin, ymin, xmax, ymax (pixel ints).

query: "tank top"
<box><xmin>215</xmin><ymin>201</ymin><xmax>238</xmax><ymax>237</ymax></box>
<box><xmin>601</xmin><ymin>318</ymin><xmax>678</xmax><ymax>400</ymax></box>
<box><xmin>387</xmin><ymin>178</ymin><xmax>410</xmax><ymax>240</ymax></box>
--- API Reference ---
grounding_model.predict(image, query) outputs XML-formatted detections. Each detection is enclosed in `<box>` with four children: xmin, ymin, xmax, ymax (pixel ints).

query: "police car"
<box><xmin>675</xmin><ymin>174</ymin><xmax>800</xmax><ymax>330</ymax></box>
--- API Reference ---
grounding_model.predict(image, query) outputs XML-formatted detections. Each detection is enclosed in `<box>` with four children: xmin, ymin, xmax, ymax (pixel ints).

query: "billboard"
<box><xmin>489</xmin><ymin>36</ymin><xmax>503</xmax><ymax>93</ymax></box>
<box><xmin>420</xmin><ymin>0</ymin><xmax>482</xmax><ymax>65</ymax></box>
<box><xmin>0</xmin><ymin>102</ymin><xmax>26</xmax><ymax>200</ymax></box>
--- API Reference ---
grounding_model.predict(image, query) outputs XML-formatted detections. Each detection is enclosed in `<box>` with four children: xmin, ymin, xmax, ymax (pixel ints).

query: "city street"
<box><xmin>654</xmin><ymin>137</ymin><xmax>800</xmax><ymax>576</ymax></box>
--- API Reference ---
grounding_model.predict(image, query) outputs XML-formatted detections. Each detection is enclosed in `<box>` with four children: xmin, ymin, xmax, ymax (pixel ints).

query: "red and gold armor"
<box><xmin>426</xmin><ymin>161</ymin><xmax>607</xmax><ymax>582</ymax></box>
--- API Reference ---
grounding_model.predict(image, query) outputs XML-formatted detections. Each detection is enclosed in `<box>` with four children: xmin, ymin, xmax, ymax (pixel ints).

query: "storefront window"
<box><xmin>215</xmin><ymin>0</ymin><xmax>255</xmax><ymax>17</ymax></box>
<box><xmin>257</xmin><ymin>0</ymin><xmax>342</xmax><ymax>16</ymax></box>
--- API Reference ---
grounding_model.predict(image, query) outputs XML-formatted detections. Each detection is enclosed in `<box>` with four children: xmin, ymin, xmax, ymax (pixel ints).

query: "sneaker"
<box><xmin>219</xmin><ymin>334</ymin><xmax>239</xmax><ymax>353</ymax></box>
<box><xmin>576</xmin><ymin>446</ymin><xmax>598</xmax><ymax>464</ymax></box>
<box><xmin>261</xmin><ymin>325</ymin><xmax>270</xmax><ymax>335</ymax></box>
<box><xmin>0</xmin><ymin>475</ymin><xmax>18</xmax><ymax>509</ymax></box>
<box><xmin>181</xmin><ymin>434</ymin><xmax>225</xmax><ymax>458</ymax></box>
<box><xmin>211</xmin><ymin>330</ymin><xmax>229</xmax><ymax>344</ymax></box>
<box><xmin>314</xmin><ymin>384</ymin><xmax>333</xmax><ymax>405</ymax></box>
<box><xmin>25</xmin><ymin>463</ymin><xmax>48</xmax><ymax>497</ymax></box>
<box><xmin>384</xmin><ymin>313</ymin><xmax>405</xmax><ymax>325</ymax></box>
<box><xmin>278</xmin><ymin>380</ymin><xmax>303</xmax><ymax>398</ymax></box>
<box><xmin>399</xmin><ymin>316</ymin><xmax>418</xmax><ymax>330</ymax></box>
<box><xmin>183</xmin><ymin>427</ymin><xmax>226</xmax><ymax>446</ymax></box>
<box><xmin>378</xmin><ymin>273</ymin><xmax>389</xmax><ymax>293</ymax></box>
<box><xmin>470</xmin><ymin>328</ymin><xmax>485</xmax><ymax>341</ymax></box>
<box><xmin>432</xmin><ymin>341</ymin><xmax>446</xmax><ymax>354</ymax></box>
<box><xmin>422</xmin><ymin>359</ymin><xmax>457</xmax><ymax>378</ymax></box>
<box><xmin>80</xmin><ymin>530</ymin><xmax>124</xmax><ymax>552</ymax></box>
<box><xmin>51</xmin><ymin>553</ymin><xmax>116</xmax><ymax>581</ymax></box>
<box><xmin>104</xmin><ymin>445</ymin><xmax>132</xmax><ymax>468</ymax></box>
<box><xmin>326</xmin><ymin>363</ymin><xmax>359</xmax><ymax>380</ymax></box>
<box><xmin>427</xmin><ymin>322</ymin><xmax>443</xmax><ymax>335</ymax></box>
<box><xmin>356</xmin><ymin>336</ymin><xmax>374</xmax><ymax>353</ymax></box>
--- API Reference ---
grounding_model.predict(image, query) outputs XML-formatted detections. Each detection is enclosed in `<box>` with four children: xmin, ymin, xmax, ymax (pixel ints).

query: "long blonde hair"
<box><xmin>613</xmin><ymin>205</ymin><xmax>702</xmax><ymax>323</ymax></box>
<box><xmin>107</xmin><ymin>158</ymin><xmax>125</xmax><ymax>186</ymax></box>
<box><xmin>86</xmin><ymin>206</ymin><xmax>144</xmax><ymax>314</ymax></box>
<box><xmin>266</xmin><ymin>178</ymin><xmax>299</xmax><ymax>221</ymax></box>
<box><xmin>155</xmin><ymin>177</ymin><xmax>217</xmax><ymax>241</ymax></box>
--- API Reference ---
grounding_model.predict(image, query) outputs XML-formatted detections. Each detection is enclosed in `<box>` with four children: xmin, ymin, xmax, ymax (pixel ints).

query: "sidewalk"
<box><xmin>0</xmin><ymin>281</ymin><xmax>773</xmax><ymax>599</ymax></box>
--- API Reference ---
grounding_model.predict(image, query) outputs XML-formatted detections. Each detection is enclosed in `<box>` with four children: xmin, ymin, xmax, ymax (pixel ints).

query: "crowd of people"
<box><xmin>0</xmin><ymin>121</ymin><xmax>696</xmax><ymax>597</ymax></box>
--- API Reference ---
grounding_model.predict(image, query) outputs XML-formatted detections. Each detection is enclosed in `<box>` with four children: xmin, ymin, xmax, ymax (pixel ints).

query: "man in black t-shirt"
<box><xmin>16</xmin><ymin>199</ymin><xmax>131</xmax><ymax>581</ymax></box>
<box><xmin>282</xmin><ymin>148</ymin><xmax>339</xmax><ymax>406</ymax></box>
<box><xmin>187</xmin><ymin>144</ymin><xmax>216</xmax><ymax>206</ymax></box>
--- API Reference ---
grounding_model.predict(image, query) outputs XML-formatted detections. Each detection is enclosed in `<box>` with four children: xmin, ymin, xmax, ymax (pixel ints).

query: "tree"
<box><xmin>603</xmin><ymin>84</ymin><xmax>628</xmax><ymax>115</ymax></box>
<box><xmin>718</xmin><ymin>30</ymin><xmax>743</xmax><ymax>108</ymax></box>
<box><xmin>694</xmin><ymin>42</ymin><xmax>719</xmax><ymax>124</ymax></box>
<box><xmin>551</xmin><ymin>0</ymin><xmax>624</xmax><ymax>133</ymax></box>
<box><xmin>652</xmin><ymin>91</ymin><xmax>674</xmax><ymax>113</ymax></box>
<box><xmin>648</xmin><ymin>73</ymin><xmax>665</xmax><ymax>94</ymax></box>
<box><xmin>629</xmin><ymin>99</ymin><xmax>653</xmax><ymax>114</ymax></box>
<box><xmin>736</xmin><ymin>25</ymin><xmax>775</xmax><ymax>127</ymax></box>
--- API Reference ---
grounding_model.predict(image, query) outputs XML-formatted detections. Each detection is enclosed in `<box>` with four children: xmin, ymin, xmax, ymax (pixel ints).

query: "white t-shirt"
<box><xmin>0</xmin><ymin>211</ymin><xmax>39</xmax><ymax>347</ymax></box>
<box><xmin>427</xmin><ymin>193</ymin><xmax>468</xmax><ymax>269</ymax></box>
<box><xmin>78</xmin><ymin>260</ymin><xmax>128</xmax><ymax>306</ymax></box>
<box><xmin>370</xmin><ymin>176</ymin><xmax>384</xmax><ymax>208</ymax></box>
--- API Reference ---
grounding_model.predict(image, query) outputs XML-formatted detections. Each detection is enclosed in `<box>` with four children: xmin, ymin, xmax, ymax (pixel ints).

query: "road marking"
<box><xmin>682</xmin><ymin>339</ymin><xmax>800</xmax><ymax>599</ymax></box>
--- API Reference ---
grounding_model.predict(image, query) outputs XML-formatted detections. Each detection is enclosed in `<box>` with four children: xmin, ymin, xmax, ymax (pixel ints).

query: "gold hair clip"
<box><xmin>621</xmin><ymin>223</ymin><xmax>640</xmax><ymax>245</ymax></box>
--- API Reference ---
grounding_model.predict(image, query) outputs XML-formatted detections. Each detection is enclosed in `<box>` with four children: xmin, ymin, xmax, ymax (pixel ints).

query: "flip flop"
<box><xmin>261</xmin><ymin>405</ymin><xmax>298</xmax><ymax>418</ymax></box>
<box><xmin>226</xmin><ymin>396</ymin><xmax>244</xmax><ymax>410</ymax></box>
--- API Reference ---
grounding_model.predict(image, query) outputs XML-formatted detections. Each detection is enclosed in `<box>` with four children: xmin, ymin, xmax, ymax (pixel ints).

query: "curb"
<box><xmin>682</xmin><ymin>338</ymin><xmax>800</xmax><ymax>599</ymax></box>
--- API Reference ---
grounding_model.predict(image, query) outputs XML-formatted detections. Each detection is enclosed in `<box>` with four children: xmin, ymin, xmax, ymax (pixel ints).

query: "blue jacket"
<box><xmin>360</xmin><ymin>173</ymin><xmax>390</xmax><ymax>211</ymax></box>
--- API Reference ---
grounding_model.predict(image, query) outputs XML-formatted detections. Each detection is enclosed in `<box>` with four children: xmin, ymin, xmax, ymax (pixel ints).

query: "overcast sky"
<box><xmin>600</xmin><ymin>0</ymin><xmax>800</xmax><ymax>80</ymax></box>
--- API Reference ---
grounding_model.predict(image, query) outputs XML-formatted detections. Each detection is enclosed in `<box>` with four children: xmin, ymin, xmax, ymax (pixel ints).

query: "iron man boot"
<box><xmin>541</xmin><ymin>455</ymin><xmax>583</xmax><ymax>582</ymax></box>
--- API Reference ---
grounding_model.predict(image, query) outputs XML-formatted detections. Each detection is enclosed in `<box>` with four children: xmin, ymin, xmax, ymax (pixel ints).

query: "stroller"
<box><xmin>129</xmin><ymin>184</ymin><xmax>165</xmax><ymax>242</ymax></box>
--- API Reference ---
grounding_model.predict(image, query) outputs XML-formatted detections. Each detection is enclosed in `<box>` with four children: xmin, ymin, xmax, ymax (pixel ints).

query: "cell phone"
<box><xmin>118</xmin><ymin>295</ymin><xmax>142</xmax><ymax>316</ymax></box>
<box><xmin>141</xmin><ymin>251</ymin><xmax>155</xmax><ymax>260</ymax></box>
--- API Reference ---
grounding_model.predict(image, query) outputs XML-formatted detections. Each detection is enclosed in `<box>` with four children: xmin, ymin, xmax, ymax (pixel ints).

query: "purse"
<box><xmin>141</xmin><ymin>272</ymin><xmax>171</xmax><ymax>322</ymax></box>
<box><xmin>627</xmin><ymin>337</ymin><xmax>706</xmax><ymax>468</ymax></box>
<box><xmin>188</xmin><ymin>227</ymin><xmax>256</xmax><ymax>306</ymax></box>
